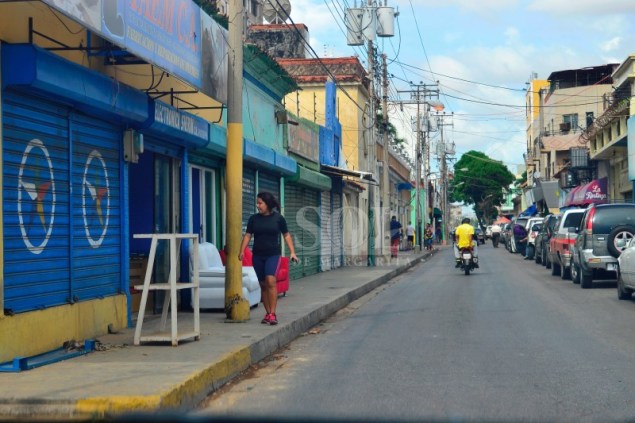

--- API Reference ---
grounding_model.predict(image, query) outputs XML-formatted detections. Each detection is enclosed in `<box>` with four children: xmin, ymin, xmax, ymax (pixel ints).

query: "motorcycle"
<box><xmin>459</xmin><ymin>247</ymin><xmax>478</xmax><ymax>275</ymax></box>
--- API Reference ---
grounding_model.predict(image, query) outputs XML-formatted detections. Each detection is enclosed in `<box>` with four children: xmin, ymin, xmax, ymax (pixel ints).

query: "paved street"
<box><xmin>195</xmin><ymin>242</ymin><xmax>635</xmax><ymax>422</ymax></box>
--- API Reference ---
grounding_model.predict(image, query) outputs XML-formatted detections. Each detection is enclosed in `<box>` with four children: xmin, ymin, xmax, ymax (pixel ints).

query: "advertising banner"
<box><xmin>42</xmin><ymin>0</ymin><xmax>227</xmax><ymax>104</ymax></box>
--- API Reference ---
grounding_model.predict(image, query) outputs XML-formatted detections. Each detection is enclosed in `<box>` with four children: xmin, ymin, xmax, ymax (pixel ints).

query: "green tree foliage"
<box><xmin>450</xmin><ymin>151</ymin><xmax>515</xmax><ymax>223</ymax></box>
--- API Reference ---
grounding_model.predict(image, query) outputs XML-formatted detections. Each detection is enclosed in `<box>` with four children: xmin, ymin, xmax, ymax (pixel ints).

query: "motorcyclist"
<box><xmin>454</xmin><ymin>217</ymin><xmax>479</xmax><ymax>268</ymax></box>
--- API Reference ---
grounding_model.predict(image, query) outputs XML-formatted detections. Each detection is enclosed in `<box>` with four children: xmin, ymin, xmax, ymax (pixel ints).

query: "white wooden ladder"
<box><xmin>132</xmin><ymin>233</ymin><xmax>200</xmax><ymax>346</ymax></box>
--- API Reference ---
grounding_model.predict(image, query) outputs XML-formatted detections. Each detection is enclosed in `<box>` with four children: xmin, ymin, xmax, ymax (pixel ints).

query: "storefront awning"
<box><xmin>2</xmin><ymin>43</ymin><xmax>148</xmax><ymax>124</ymax></box>
<box><xmin>537</xmin><ymin>180</ymin><xmax>560</xmax><ymax>210</ymax></box>
<box><xmin>244</xmin><ymin>139</ymin><xmax>297</xmax><ymax>176</ymax></box>
<box><xmin>563</xmin><ymin>177</ymin><xmax>608</xmax><ymax>207</ymax></box>
<box><xmin>289</xmin><ymin>165</ymin><xmax>332</xmax><ymax>191</ymax></box>
<box><xmin>320</xmin><ymin>164</ymin><xmax>375</xmax><ymax>182</ymax></box>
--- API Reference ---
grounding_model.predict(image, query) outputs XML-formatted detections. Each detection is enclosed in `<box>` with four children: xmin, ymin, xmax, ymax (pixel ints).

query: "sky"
<box><xmin>285</xmin><ymin>0</ymin><xmax>635</xmax><ymax>176</ymax></box>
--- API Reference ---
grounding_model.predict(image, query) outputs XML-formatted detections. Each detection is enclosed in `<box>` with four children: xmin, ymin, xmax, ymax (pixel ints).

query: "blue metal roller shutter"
<box><xmin>3</xmin><ymin>91</ymin><xmax>71</xmax><ymax>313</ymax></box>
<box><xmin>70</xmin><ymin>113</ymin><xmax>121</xmax><ymax>302</ymax></box>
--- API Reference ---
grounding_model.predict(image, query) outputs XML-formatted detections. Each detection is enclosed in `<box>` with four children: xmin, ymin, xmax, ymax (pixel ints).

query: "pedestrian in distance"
<box><xmin>513</xmin><ymin>223</ymin><xmax>528</xmax><ymax>257</ymax></box>
<box><xmin>239</xmin><ymin>192</ymin><xmax>299</xmax><ymax>326</ymax></box>
<box><xmin>406</xmin><ymin>222</ymin><xmax>415</xmax><ymax>251</ymax></box>
<box><xmin>390</xmin><ymin>215</ymin><xmax>403</xmax><ymax>258</ymax></box>
<box><xmin>491</xmin><ymin>223</ymin><xmax>502</xmax><ymax>247</ymax></box>
<box><xmin>424</xmin><ymin>224</ymin><xmax>434</xmax><ymax>251</ymax></box>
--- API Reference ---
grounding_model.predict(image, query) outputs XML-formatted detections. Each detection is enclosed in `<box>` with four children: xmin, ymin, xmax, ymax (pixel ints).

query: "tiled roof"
<box><xmin>276</xmin><ymin>57</ymin><xmax>368</xmax><ymax>85</ymax></box>
<box><xmin>541</xmin><ymin>134</ymin><xmax>584</xmax><ymax>151</ymax></box>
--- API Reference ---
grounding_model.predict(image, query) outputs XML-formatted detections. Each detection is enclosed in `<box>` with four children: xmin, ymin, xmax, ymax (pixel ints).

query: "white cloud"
<box><xmin>601</xmin><ymin>36</ymin><xmax>621</xmax><ymax>52</ymax></box>
<box><xmin>528</xmin><ymin>0</ymin><xmax>635</xmax><ymax>15</ymax></box>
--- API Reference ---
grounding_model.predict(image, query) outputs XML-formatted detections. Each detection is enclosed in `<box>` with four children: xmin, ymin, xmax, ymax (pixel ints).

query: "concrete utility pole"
<box><xmin>397</xmin><ymin>84</ymin><xmax>441</xmax><ymax>251</ymax></box>
<box><xmin>225</xmin><ymin>0</ymin><xmax>249</xmax><ymax>321</ymax></box>
<box><xmin>381</xmin><ymin>54</ymin><xmax>390</xmax><ymax>259</ymax></box>
<box><xmin>436</xmin><ymin>113</ymin><xmax>454</xmax><ymax>245</ymax></box>
<box><xmin>367</xmin><ymin>36</ymin><xmax>376</xmax><ymax>267</ymax></box>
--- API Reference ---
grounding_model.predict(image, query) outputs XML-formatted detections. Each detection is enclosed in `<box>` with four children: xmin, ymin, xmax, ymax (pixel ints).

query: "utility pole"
<box><xmin>381</xmin><ymin>53</ymin><xmax>390</xmax><ymax>260</ymax></box>
<box><xmin>436</xmin><ymin>113</ymin><xmax>454</xmax><ymax>245</ymax></box>
<box><xmin>225</xmin><ymin>0</ymin><xmax>249</xmax><ymax>321</ymax></box>
<box><xmin>397</xmin><ymin>84</ymin><xmax>442</xmax><ymax>251</ymax></box>
<box><xmin>367</xmin><ymin>35</ymin><xmax>376</xmax><ymax>267</ymax></box>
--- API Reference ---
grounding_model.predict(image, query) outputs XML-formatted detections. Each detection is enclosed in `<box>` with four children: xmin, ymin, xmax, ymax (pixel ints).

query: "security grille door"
<box><xmin>3</xmin><ymin>92</ymin><xmax>71</xmax><ymax>313</ymax></box>
<box><xmin>2</xmin><ymin>92</ymin><xmax>121</xmax><ymax>313</ymax></box>
<box><xmin>284</xmin><ymin>183</ymin><xmax>304</xmax><ymax>280</ymax></box>
<box><xmin>320</xmin><ymin>191</ymin><xmax>332</xmax><ymax>271</ymax></box>
<box><xmin>242</xmin><ymin>168</ymin><xmax>257</xmax><ymax>235</ymax></box>
<box><xmin>258</xmin><ymin>172</ymin><xmax>280</xmax><ymax>201</ymax></box>
<box><xmin>332</xmin><ymin>190</ymin><xmax>343</xmax><ymax>268</ymax></box>
<box><xmin>302</xmin><ymin>189</ymin><xmax>320</xmax><ymax>277</ymax></box>
<box><xmin>71</xmin><ymin>113</ymin><xmax>121</xmax><ymax>302</ymax></box>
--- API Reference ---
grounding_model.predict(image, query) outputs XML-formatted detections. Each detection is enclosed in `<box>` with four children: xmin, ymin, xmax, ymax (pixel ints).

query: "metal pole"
<box><xmin>381</xmin><ymin>54</ymin><xmax>390</xmax><ymax>259</ymax></box>
<box><xmin>225</xmin><ymin>0</ymin><xmax>249</xmax><ymax>320</ymax></box>
<box><xmin>422</xmin><ymin>101</ymin><xmax>429</xmax><ymax>248</ymax></box>
<box><xmin>415</xmin><ymin>87</ymin><xmax>422</xmax><ymax>251</ymax></box>
<box><xmin>367</xmin><ymin>25</ymin><xmax>376</xmax><ymax>266</ymax></box>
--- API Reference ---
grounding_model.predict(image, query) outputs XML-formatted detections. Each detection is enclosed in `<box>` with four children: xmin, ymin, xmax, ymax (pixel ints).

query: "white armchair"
<box><xmin>190</xmin><ymin>242</ymin><xmax>261</xmax><ymax>309</ymax></box>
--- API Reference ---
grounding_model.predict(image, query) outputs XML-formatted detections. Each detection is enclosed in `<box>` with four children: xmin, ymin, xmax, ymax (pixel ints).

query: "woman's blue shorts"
<box><xmin>252</xmin><ymin>255</ymin><xmax>281</xmax><ymax>283</ymax></box>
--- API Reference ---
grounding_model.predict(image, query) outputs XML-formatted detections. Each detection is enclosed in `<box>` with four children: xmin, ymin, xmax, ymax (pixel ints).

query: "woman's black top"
<box><xmin>246</xmin><ymin>211</ymin><xmax>289</xmax><ymax>256</ymax></box>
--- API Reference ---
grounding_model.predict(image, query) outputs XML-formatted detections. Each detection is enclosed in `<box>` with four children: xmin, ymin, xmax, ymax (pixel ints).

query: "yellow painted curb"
<box><xmin>74</xmin><ymin>347</ymin><xmax>252</xmax><ymax>417</ymax></box>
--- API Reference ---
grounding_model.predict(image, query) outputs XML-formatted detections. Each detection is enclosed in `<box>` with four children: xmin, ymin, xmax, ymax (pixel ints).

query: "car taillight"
<box><xmin>585</xmin><ymin>207</ymin><xmax>596</xmax><ymax>235</ymax></box>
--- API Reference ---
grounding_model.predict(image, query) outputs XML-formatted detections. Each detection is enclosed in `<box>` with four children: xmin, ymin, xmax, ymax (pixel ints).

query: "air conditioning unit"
<box><xmin>560</xmin><ymin>122</ymin><xmax>571</xmax><ymax>132</ymax></box>
<box><xmin>559</xmin><ymin>170</ymin><xmax>575</xmax><ymax>189</ymax></box>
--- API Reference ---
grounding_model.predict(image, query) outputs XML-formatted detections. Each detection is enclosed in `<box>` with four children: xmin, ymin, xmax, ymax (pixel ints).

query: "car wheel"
<box><xmin>560</xmin><ymin>264</ymin><xmax>571</xmax><ymax>280</ymax></box>
<box><xmin>542</xmin><ymin>249</ymin><xmax>548</xmax><ymax>267</ymax></box>
<box><xmin>607</xmin><ymin>226</ymin><xmax>635</xmax><ymax>258</ymax></box>
<box><xmin>580</xmin><ymin>269</ymin><xmax>593</xmax><ymax>289</ymax></box>
<box><xmin>545</xmin><ymin>253</ymin><xmax>552</xmax><ymax>269</ymax></box>
<box><xmin>571</xmin><ymin>262</ymin><xmax>581</xmax><ymax>284</ymax></box>
<box><xmin>617</xmin><ymin>270</ymin><xmax>632</xmax><ymax>300</ymax></box>
<box><xmin>551</xmin><ymin>260</ymin><xmax>561</xmax><ymax>276</ymax></box>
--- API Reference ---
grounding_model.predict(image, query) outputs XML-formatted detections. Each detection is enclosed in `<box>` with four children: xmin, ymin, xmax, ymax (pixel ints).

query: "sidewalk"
<box><xmin>0</xmin><ymin>248</ymin><xmax>440</xmax><ymax>420</ymax></box>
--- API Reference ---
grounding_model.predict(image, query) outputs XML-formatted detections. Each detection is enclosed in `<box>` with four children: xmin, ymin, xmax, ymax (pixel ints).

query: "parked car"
<box><xmin>571</xmin><ymin>203</ymin><xmax>635</xmax><ymax>288</ymax></box>
<box><xmin>534</xmin><ymin>214</ymin><xmax>559</xmax><ymax>266</ymax></box>
<box><xmin>526</xmin><ymin>222</ymin><xmax>542</xmax><ymax>260</ymax></box>
<box><xmin>485</xmin><ymin>225</ymin><xmax>493</xmax><ymax>240</ymax></box>
<box><xmin>500</xmin><ymin>223</ymin><xmax>512</xmax><ymax>249</ymax></box>
<box><xmin>548</xmin><ymin>208</ymin><xmax>585</xmax><ymax>280</ymax></box>
<box><xmin>617</xmin><ymin>237</ymin><xmax>635</xmax><ymax>300</ymax></box>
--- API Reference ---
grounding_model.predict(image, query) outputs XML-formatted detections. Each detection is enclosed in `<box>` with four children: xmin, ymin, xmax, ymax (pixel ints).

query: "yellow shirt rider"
<box><xmin>455</xmin><ymin>218</ymin><xmax>474</xmax><ymax>249</ymax></box>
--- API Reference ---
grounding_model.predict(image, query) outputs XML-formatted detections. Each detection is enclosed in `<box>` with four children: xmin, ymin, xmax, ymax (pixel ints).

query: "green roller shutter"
<box><xmin>285</xmin><ymin>183</ymin><xmax>304</xmax><ymax>280</ymax></box>
<box><xmin>242</xmin><ymin>168</ymin><xmax>256</xmax><ymax>234</ymax></box>
<box><xmin>302</xmin><ymin>188</ymin><xmax>320</xmax><ymax>276</ymax></box>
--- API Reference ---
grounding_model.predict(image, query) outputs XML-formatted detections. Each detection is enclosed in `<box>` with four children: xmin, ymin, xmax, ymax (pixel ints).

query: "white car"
<box><xmin>617</xmin><ymin>237</ymin><xmax>635</xmax><ymax>300</ymax></box>
<box><xmin>485</xmin><ymin>225</ymin><xmax>493</xmax><ymax>239</ymax></box>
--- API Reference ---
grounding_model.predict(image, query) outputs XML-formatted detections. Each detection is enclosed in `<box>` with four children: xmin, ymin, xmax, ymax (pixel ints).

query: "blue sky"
<box><xmin>287</xmin><ymin>0</ymin><xmax>635</xmax><ymax>175</ymax></box>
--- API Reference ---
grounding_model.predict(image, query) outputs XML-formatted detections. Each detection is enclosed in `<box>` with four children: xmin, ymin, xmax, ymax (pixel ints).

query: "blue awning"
<box><xmin>1</xmin><ymin>43</ymin><xmax>148</xmax><ymax>125</ymax></box>
<box><xmin>519</xmin><ymin>204</ymin><xmax>538</xmax><ymax>217</ymax></box>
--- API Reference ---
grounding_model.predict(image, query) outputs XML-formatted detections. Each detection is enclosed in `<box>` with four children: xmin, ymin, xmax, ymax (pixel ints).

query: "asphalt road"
<box><xmin>194</xmin><ymin>242</ymin><xmax>635</xmax><ymax>422</ymax></box>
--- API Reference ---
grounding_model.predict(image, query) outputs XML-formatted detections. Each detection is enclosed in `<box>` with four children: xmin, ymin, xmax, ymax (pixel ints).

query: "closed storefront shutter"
<box><xmin>302</xmin><ymin>189</ymin><xmax>320</xmax><ymax>276</ymax></box>
<box><xmin>320</xmin><ymin>191</ymin><xmax>332</xmax><ymax>271</ymax></box>
<box><xmin>332</xmin><ymin>189</ymin><xmax>343</xmax><ymax>268</ymax></box>
<box><xmin>242</xmin><ymin>168</ymin><xmax>256</xmax><ymax>234</ymax></box>
<box><xmin>3</xmin><ymin>92</ymin><xmax>121</xmax><ymax>313</ymax></box>
<box><xmin>284</xmin><ymin>183</ymin><xmax>304</xmax><ymax>280</ymax></box>
<box><xmin>258</xmin><ymin>172</ymin><xmax>279</xmax><ymax>201</ymax></box>
<box><xmin>70</xmin><ymin>113</ymin><xmax>121</xmax><ymax>301</ymax></box>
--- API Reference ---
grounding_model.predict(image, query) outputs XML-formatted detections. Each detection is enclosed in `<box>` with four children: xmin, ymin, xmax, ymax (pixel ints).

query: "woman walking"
<box><xmin>239</xmin><ymin>192</ymin><xmax>298</xmax><ymax>325</ymax></box>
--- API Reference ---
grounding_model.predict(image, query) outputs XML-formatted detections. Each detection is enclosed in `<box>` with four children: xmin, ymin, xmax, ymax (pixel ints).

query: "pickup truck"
<box><xmin>548</xmin><ymin>209</ymin><xmax>585</xmax><ymax>280</ymax></box>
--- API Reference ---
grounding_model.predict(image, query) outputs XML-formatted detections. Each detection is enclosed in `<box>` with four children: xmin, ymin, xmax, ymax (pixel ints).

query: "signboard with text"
<box><xmin>43</xmin><ymin>0</ymin><xmax>227</xmax><ymax>104</ymax></box>
<box><xmin>288</xmin><ymin>123</ymin><xmax>319</xmax><ymax>163</ymax></box>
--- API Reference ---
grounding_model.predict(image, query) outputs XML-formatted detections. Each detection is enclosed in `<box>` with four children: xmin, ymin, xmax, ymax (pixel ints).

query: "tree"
<box><xmin>450</xmin><ymin>151</ymin><xmax>515</xmax><ymax>224</ymax></box>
